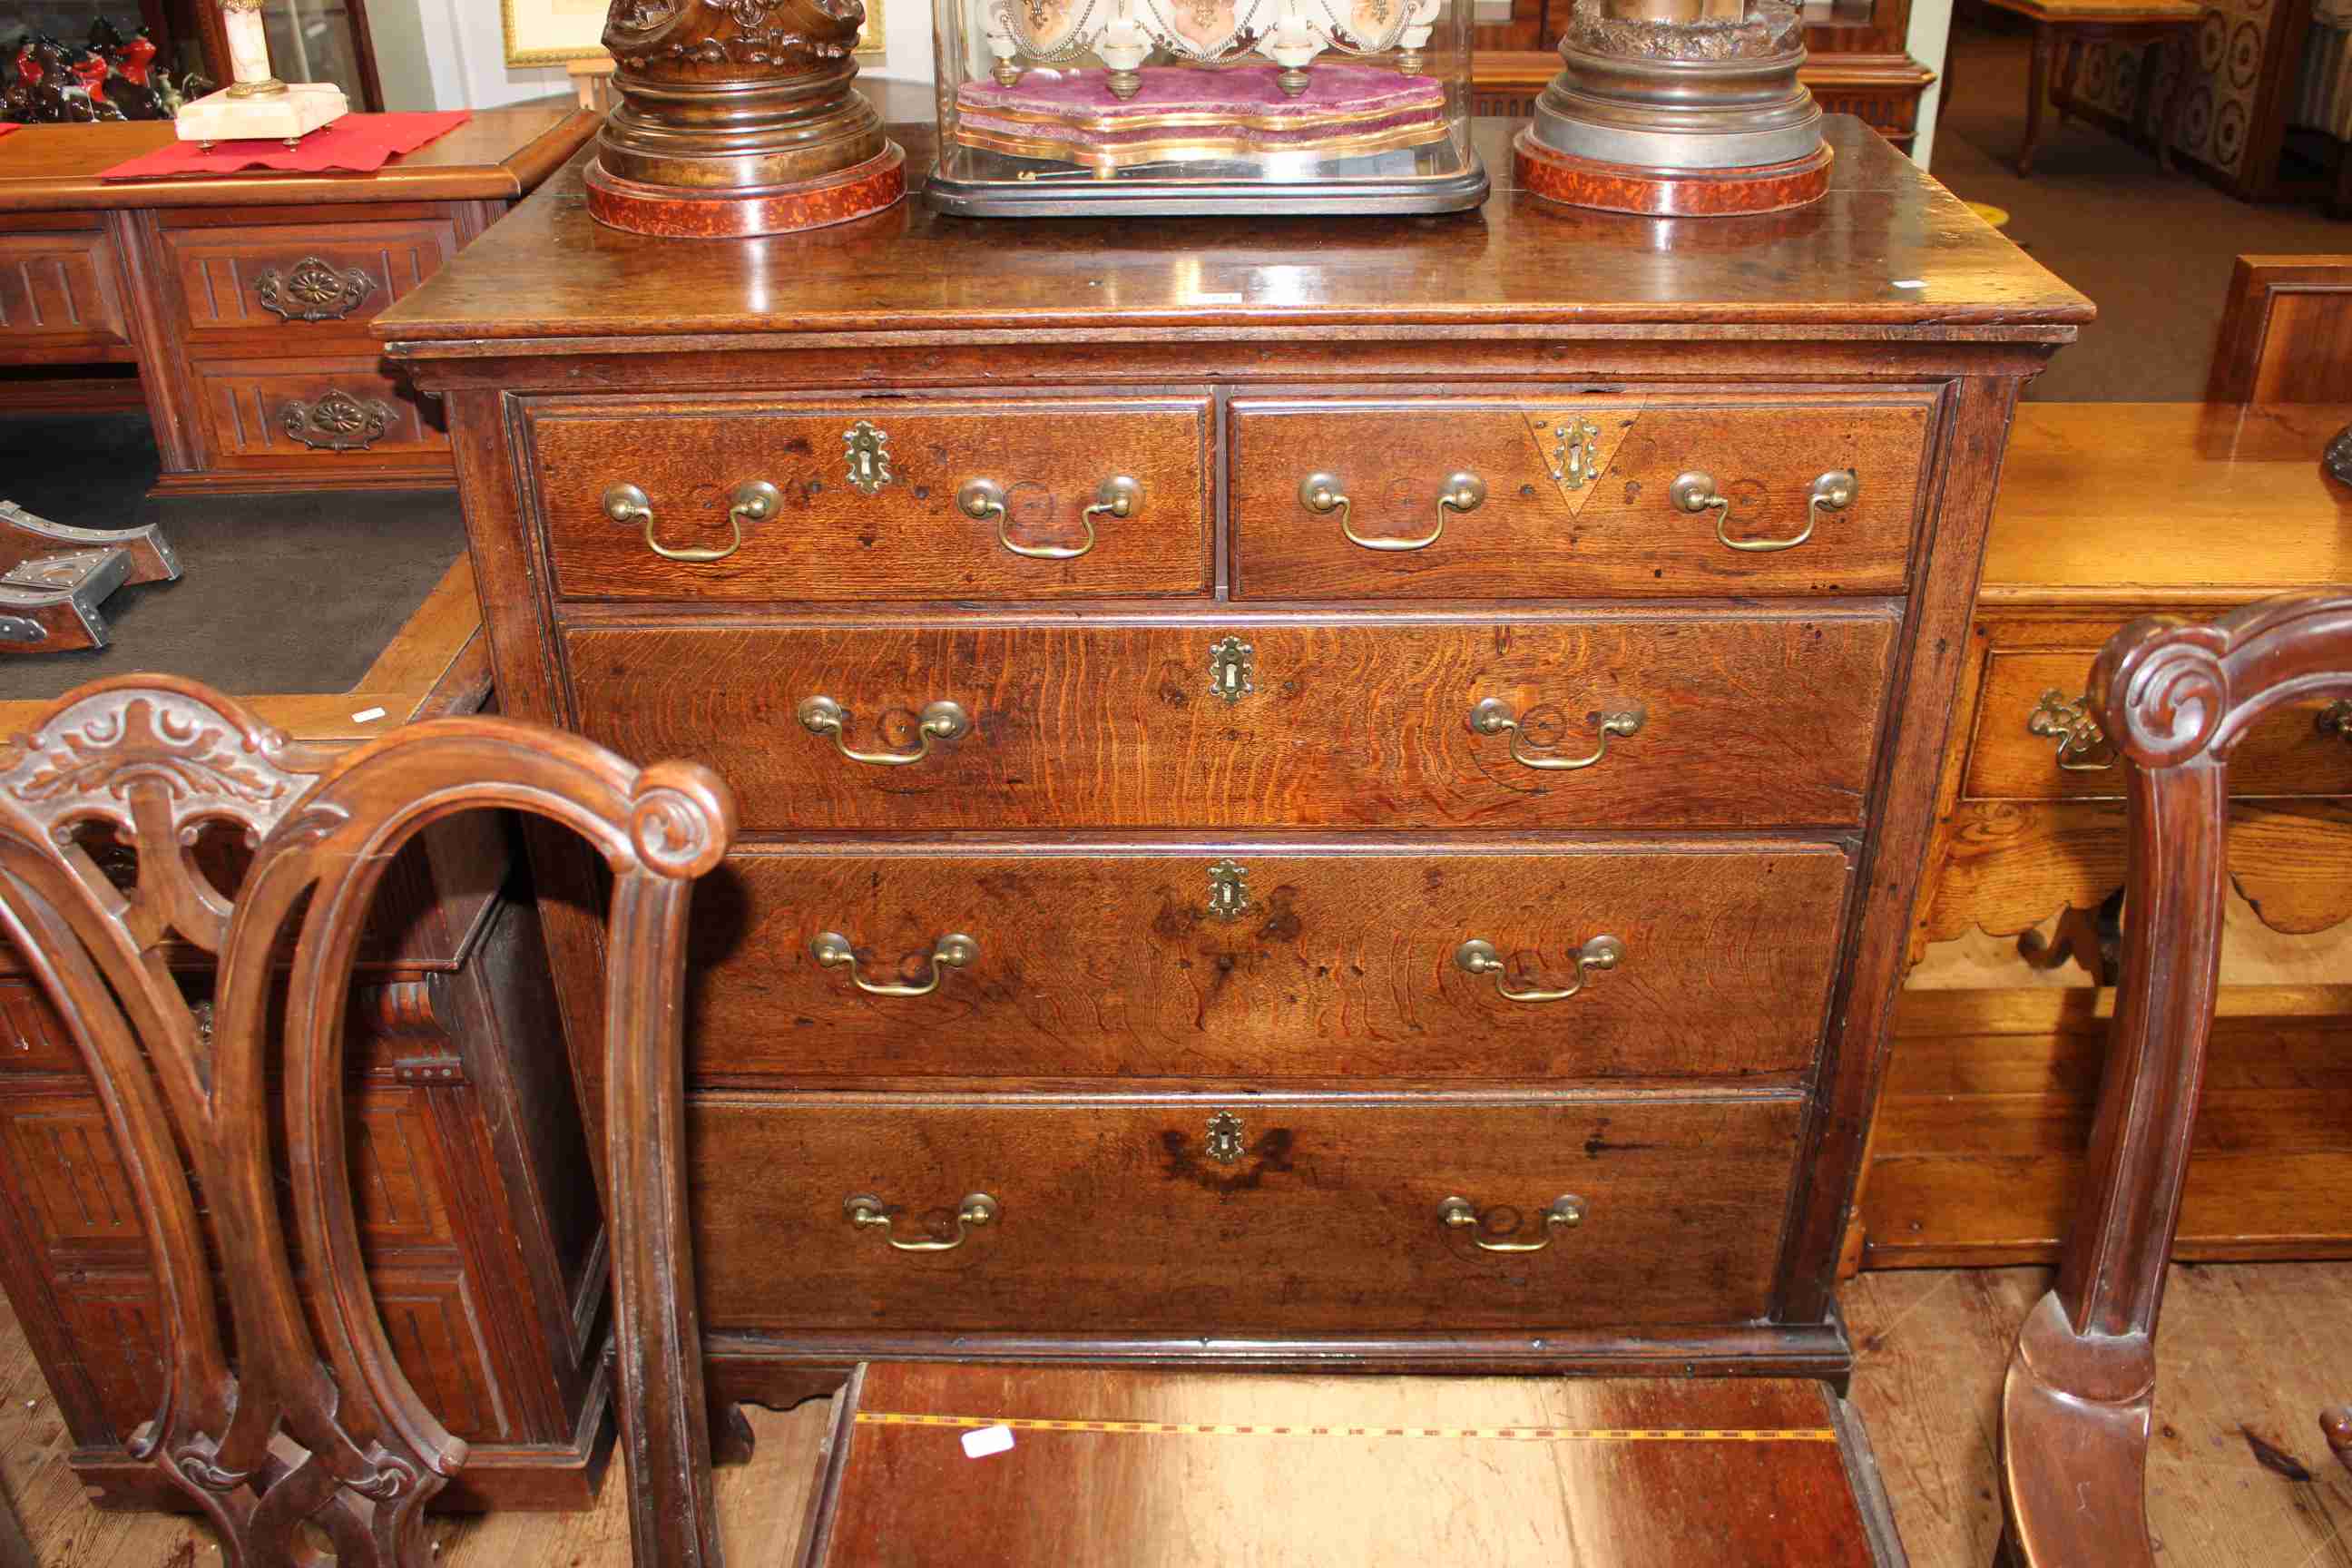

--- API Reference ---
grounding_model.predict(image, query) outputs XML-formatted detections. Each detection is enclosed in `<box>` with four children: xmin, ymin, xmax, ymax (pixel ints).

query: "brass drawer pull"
<box><xmin>280</xmin><ymin>388</ymin><xmax>395</xmax><ymax>453</ymax></box>
<box><xmin>961</xmin><ymin>475</ymin><xmax>1139</xmax><ymax>560</ymax></box>
<box><xmin>1302</xmin><ymin>469</ymin><xmax>1485</xmax><ymax>552</ymax></box>
<box><xmin>2027</xmin><ymin>689</ymin><xmax>2115</xmax><ymax>772</ymax></box>
<box><xmin>1470</xmin><ymin>698</ymin><xmax>1643</xmax><ymax>770</ymax></box>
<box><xmin>812</xmin><ymin>931</ymin><xmax>978</xmax><ymax>997</ymax></box>
<box><xmin>1439</xmin><ymin>1193</ymin><xmax>1586</xmax><ymax>1252</ymax></box>
<box><xmin>845</xmin><ymin>1191</ymin><xmax>998</xmax><ymax>1252</ymax></box>
<box><xmin>603</xmin><ymin>480</ymin><xmax>779</xmax><ymax>564</ymax></box>
<box><xmin>1674</xmin><ymin>468</ymin><xmax>1856</xmax><ymax>553</ymax></box>
<box><xmin>798</xmin><ymin>695</ymin><xmax>970</xmax><ymax>766</ymax></box>
<box><xmin>2321</xmin><ymin>699</ymin><xmax>2352</xmax><ymax>744</ymax></box>
<box><xmin>1455</xmin><ymin>935</ymin><xmax>1623</xmax><ymax>1003</ymax></box>
<box><xmin>254</xmin><ymin>255</ymin><xmax>375</xmax><ymax>321</ymax></box>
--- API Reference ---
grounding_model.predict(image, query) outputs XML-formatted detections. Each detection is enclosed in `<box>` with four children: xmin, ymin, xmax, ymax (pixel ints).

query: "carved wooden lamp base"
<box><xmin>1514</xmin><ymin>128</ymin><xmax>1832</xmax><ymax>216</ymax></box>
<box><xmin>585</xmin><ymin>142</ymin><xmax>907</xmax><ymax>239</ymax></box>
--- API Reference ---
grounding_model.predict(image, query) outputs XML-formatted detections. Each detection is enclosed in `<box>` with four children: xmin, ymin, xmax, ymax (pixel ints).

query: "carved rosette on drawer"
<box><xmin>253</xmin><ymin>256</ymin><xmax>377</xmax><ymax>323</ymax></box>
<box><xmin>280</xmin><ymin>388</ymin><xmax>397</xmax><ymax>453</ymax></box>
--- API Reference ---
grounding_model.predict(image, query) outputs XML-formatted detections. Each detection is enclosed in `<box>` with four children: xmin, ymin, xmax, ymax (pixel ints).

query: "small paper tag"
<box><xmin>1193</xmin><ymin>290</ymin><xmax>1245</xmax><ymax>304</ymax></box>
<box><xmin>351</xmin><ymin>706</ymin><xmax>387</xmax><ymax>722</ymax></box>
<box><xmin>1890</xmin><ymin>279</ymin><xmax>1926</xmax><ymax>289</ymax></box>
<box><xmin>960</xmin><ymin>1425</ymin><xmax>1015</xmax><ymax>1459</ymax></box>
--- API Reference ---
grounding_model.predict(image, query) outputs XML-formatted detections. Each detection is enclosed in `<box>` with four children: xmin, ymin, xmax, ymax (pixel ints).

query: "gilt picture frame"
<box><xmin>502</xmin><ymin>0</ymin><xmax>887</xmax><ymax>65</ymax></box>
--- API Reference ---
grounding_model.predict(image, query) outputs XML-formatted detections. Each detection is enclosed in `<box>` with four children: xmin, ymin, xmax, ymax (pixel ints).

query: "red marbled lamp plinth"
<box><xmin>1518</xmin><ymin>0</ymin><xmax>1828</xmax><ymax>217</ymax></box>
<box><xmin>586</xmin><ymin>0</ymin><xmax>904</xmax><ymax>239</ymax></box>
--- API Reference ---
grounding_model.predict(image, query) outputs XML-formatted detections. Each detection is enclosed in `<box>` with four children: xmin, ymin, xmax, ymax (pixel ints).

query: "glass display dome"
<box><xmin>924</xmin><ymin>0</ymin><xmax>1486</xmax><ymax>214</ymax></box>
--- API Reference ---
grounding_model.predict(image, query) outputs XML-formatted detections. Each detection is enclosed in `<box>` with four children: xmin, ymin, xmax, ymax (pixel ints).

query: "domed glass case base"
<box><xmin>926</xmin><ymin>0</ymin><xmax>1485</xmax><ymax>215</ymax></box>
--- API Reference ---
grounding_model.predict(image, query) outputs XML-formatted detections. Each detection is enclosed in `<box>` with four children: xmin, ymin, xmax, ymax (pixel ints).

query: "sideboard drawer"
<box><xmin>685</xmin><ymin>1095</ymin><xmax>1801</xmax><ymax>1335</ymax></box>
<box><xmin>525</xmin><ymin>397</ymin><xmax>1212</xmax><ymax>602</ymax></box>
<box><xmin>1229</xmin><ymin>393</ymin><xmax>1932</xmax><ymax>600</ymax></box>
<box><xmin>1967</xmin><ymin>649</ymin><xmax>2352</xmax><ymax>800</ymax></box>
<box><xmin>160</xmin><ymin>214</ymin><xmax>464</xmax><ymax>344</ymax></box>
<box><xmin>564</xmin><ymin>612</ymin><xmax>1895</xmax><ymax>831</ymax></box>
<box><xmin>682</xmin><ymin>843</ymin><xmax>1854</xmax><ymax>1083</ymax></box>
<box><xmin>193</xmin><ymin>358</ymin><xmax>447</xmax><ymax>466</ymax></box>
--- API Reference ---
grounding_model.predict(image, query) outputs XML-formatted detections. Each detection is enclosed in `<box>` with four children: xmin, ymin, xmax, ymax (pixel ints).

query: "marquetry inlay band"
<box><xmin>853</xmin><ymin>1412</ymin><xmax>1838</xmax><ymax>1443</ymax></box>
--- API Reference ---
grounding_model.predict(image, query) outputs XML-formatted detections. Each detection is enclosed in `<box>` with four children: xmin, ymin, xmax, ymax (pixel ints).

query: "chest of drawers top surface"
<box><xmin>375</xmin><ymin>118</ymin><xmax>2088</xmax><ymax>352</ymax></box>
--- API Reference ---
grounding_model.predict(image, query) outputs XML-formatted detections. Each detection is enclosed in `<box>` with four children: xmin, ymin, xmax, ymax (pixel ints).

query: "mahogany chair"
<box><xmin>1996</xmin><ymin>592</ymin><xmax>2352</xmax><ymax>1567</ymax></box>
<box><xmin>0</xmin><ymin>675</ymin><xmax>735</xmax><ymax>1568</ymax></box>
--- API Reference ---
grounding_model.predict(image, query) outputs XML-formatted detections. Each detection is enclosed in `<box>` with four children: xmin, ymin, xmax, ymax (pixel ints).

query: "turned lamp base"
<box><xmin>1514</xmin><ymin>127</ymin><xmax>1832</xmax><ymax>216</ymax></box>
<box><xmin>584</xmin><ymin>143</ymin><xmax>907</xmax><ymax>240</ymax></box>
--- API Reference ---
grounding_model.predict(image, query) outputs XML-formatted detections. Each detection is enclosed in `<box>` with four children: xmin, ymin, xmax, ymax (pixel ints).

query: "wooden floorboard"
<box><xmin>9</xmin><ymin>1264</ymin><xmax>2352</xmax><ymax>1563</ymax></box>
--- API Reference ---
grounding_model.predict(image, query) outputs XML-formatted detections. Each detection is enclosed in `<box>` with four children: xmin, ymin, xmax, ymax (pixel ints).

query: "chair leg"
<box><xmin>1998</xmin><ymin>1291</ymin><xmax>2160</xmax><ymax>1568</ymax></box>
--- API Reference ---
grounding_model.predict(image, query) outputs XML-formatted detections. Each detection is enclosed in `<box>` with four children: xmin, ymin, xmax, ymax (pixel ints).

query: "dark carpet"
<box><xmin>1926</xmin><ymin>20</ymin><xmax>2351</xmax><ymax>401</ymax></box>
<box><xmin>0</xmin><ymin>414</ymin><xmax>466</xmax><ymax>702</ymax></box>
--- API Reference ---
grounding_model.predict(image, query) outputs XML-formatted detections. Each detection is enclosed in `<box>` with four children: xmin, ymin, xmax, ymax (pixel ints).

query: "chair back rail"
<box><xmin>0</xmin><ymin>675</ymin><xmax>734</xmax><ymax>1568</ymax></box>
<box><xmin>1999</xmin><ymin>593</ymin><xmax>2352</xmax><ymax>1567</ymax></box>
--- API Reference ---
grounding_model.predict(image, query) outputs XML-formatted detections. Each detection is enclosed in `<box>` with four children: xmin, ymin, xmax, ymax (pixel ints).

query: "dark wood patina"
<box><xmin>0</xmin><ymin>674</ymin><xmax>734</xmax><ymax>1565</ymax></box>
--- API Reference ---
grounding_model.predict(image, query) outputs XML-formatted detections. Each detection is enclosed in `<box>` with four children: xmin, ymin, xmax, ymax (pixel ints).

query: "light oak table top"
<box><xmin>0</xmin><ymin>103</ymin><xmax>598</xmax><ymax>213</ymax></box>
<box><xmin>1977</xmin><ymin>0</ymin><xmax>2202</xmax><ymax>23</ymax></box>
<box><xmin>0</xmin><ymin>557</ymin><xmax>485</xmax><ymax>744</ymax></box>
<box><xmin>1988</xmin><ymin>402</ymin><xmax>2352</xmax><ymax>606</ymax></box>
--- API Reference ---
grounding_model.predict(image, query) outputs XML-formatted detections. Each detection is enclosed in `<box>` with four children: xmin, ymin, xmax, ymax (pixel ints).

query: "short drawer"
<box><xmin>682</xmin><ymin>843</ymin><xmax>1853</xmax><ymax>1083</ymax></box>
<box><xmin>0</xmin><ymin>219</ymin><xmax>134</xmax><ymax>359</ymax></box>
<box><xmin>1968</xmin><ymin>650</ymin><xmax>2352</xmax><ymax>800</ymax></box>
<box><xmin>564</xmin><ymin>612</ymin><xmax>1895</xmax><ymax>831</ymax></box>
<box><xmin>161</xmin><ymin>215</ymin><xmax>464</xmax><ymax>343</ymax></box>
<box><xmin>1229</xmin><ymin>392</ymin><xmax>1933</xmax><ymax>599</ymax></box>
<box><xmin>193</xmin><ymin>358</ymin><xmax>448</xmax><ymax>467</ymax></box>
<box><xmin>685</xmin><ymin>1095</ymin><xmax>1802</xmax><ymax>1335</ymax></box>
<box><xmin>524</xmin><ymin>397</ymin><xmax>1211</xmax><ymax>601</ymax></box>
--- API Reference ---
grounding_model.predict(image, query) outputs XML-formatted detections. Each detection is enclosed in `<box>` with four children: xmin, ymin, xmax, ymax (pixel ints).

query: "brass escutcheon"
<box><xmin>1455</xmin><ymin>934</ymin><xmax>1623</xmax><ymax>1004</ymax></box>
<box><xmin>1205</xmin><ymin>1110</ymin><xmax>1246</xmax><ymax>1164</ymax></box>
<box><xmin>1550</xmin><ymin>418</ymin><xmax>1602</xmax><ymax>489</ymax></box>
<box><xmin>1439</xmin><ymin>1193</ymin><xmax>1586</xmax><ymax>1253</ymax></box>
<box><xmin>845</xmin><ymin>1191</ymin><xmax>997</xmax><ymax>1252</ymax></box>
<box><xmin>844</xmin><ymin>421</ymin><xmax>893</xmax><ymax>495</ymax></box>
<box><xmin>2320</xmin><ymin>699</ymin><xmax>2352</xmax><ymax>743</ymax></box>
<box><xmin>1208</xmin><ymin>635</ymin><xmax>1255</xmax><ymax>704</ymax></box>
<box><xmin>1205</xmin><ymin>858</ymin><xmax>1250</xmax><ymax>921</ymax></box>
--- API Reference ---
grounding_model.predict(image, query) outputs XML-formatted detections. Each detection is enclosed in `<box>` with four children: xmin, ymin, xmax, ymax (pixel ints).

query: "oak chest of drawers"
<box><xmin>378</xmin><ymin>115</ymin><xmax>2090</xmax><ymax>1410</ymax></box>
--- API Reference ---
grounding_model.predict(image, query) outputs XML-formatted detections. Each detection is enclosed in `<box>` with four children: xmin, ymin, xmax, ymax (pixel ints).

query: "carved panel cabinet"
<box><xmin>378</xmin><ymin>116</ymin><xmax>2089</xmax><ymax>1409</ymax></box>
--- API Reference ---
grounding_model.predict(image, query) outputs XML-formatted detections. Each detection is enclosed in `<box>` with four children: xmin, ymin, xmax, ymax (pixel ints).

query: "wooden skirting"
<box><xmin>1861</xmin><ymin>984</ymin><xmax>2352</xmax><ymax>1269</ymax></box>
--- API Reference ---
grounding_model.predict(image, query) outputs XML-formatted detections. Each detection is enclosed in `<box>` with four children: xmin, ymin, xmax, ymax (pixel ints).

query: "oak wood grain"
<box><xmin>684</xmin><ymin>1095</ymin><xmax>1802</xmax><ymax>1336</ymax></box>
<box><xmin>374</xmin><ymin>120</ymin><xmax>2092</xmax><ymax>348</ymax></box>
<box><xmin>680</xmin><ymin>842</ymin><xmax>1854</xmax><ymax>1083</ymax></box>
<box><xmin>564</xmin><ymin>613</ymin><xmax>1895</xmax><ymax>831</ymax></box>
<box><xmin>527</xmin><ymin>397</ymin><xmax>1212</xmax><ymax>602</ymax></box>
<box><xmin>1230</xmin><ymin>392</ymin><xmax>1931</xmax><ymax>600</ymax></box>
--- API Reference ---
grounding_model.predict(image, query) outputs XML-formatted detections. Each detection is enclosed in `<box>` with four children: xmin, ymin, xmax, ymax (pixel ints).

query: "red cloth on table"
<box><xmin>97</xmin><ymin>110</ymin><xmax>472</xmax><ymax>180</ymax></box>
<box><xmin>0</xmin><ymin>123</ymin><xmax>20</xmax><ymax>139</ymax></box>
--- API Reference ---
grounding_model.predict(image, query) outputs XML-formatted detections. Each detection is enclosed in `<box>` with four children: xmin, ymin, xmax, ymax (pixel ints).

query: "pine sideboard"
<box><xmin>377</xmin><ymin>114</ymin><xmax>2090</xmax><ymax>1410</ymax></box>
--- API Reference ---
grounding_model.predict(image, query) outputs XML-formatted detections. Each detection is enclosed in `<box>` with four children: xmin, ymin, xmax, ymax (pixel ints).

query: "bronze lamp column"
<box><xmin>587</xmin><ymin>0</ymin><xmax>906</xmax><ymax>239</ymax></box>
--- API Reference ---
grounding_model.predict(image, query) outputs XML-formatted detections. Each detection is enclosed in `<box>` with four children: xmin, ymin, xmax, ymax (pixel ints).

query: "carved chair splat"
<box><xmin>0</xmin><ymin>674</ymin><xmax>736</xmax><ymax>1568</ymax></box>
<box><xmin>1996</xmin><ymin>593</ymin><xmax>2352</xmax><ymax>1568</ymax></box>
